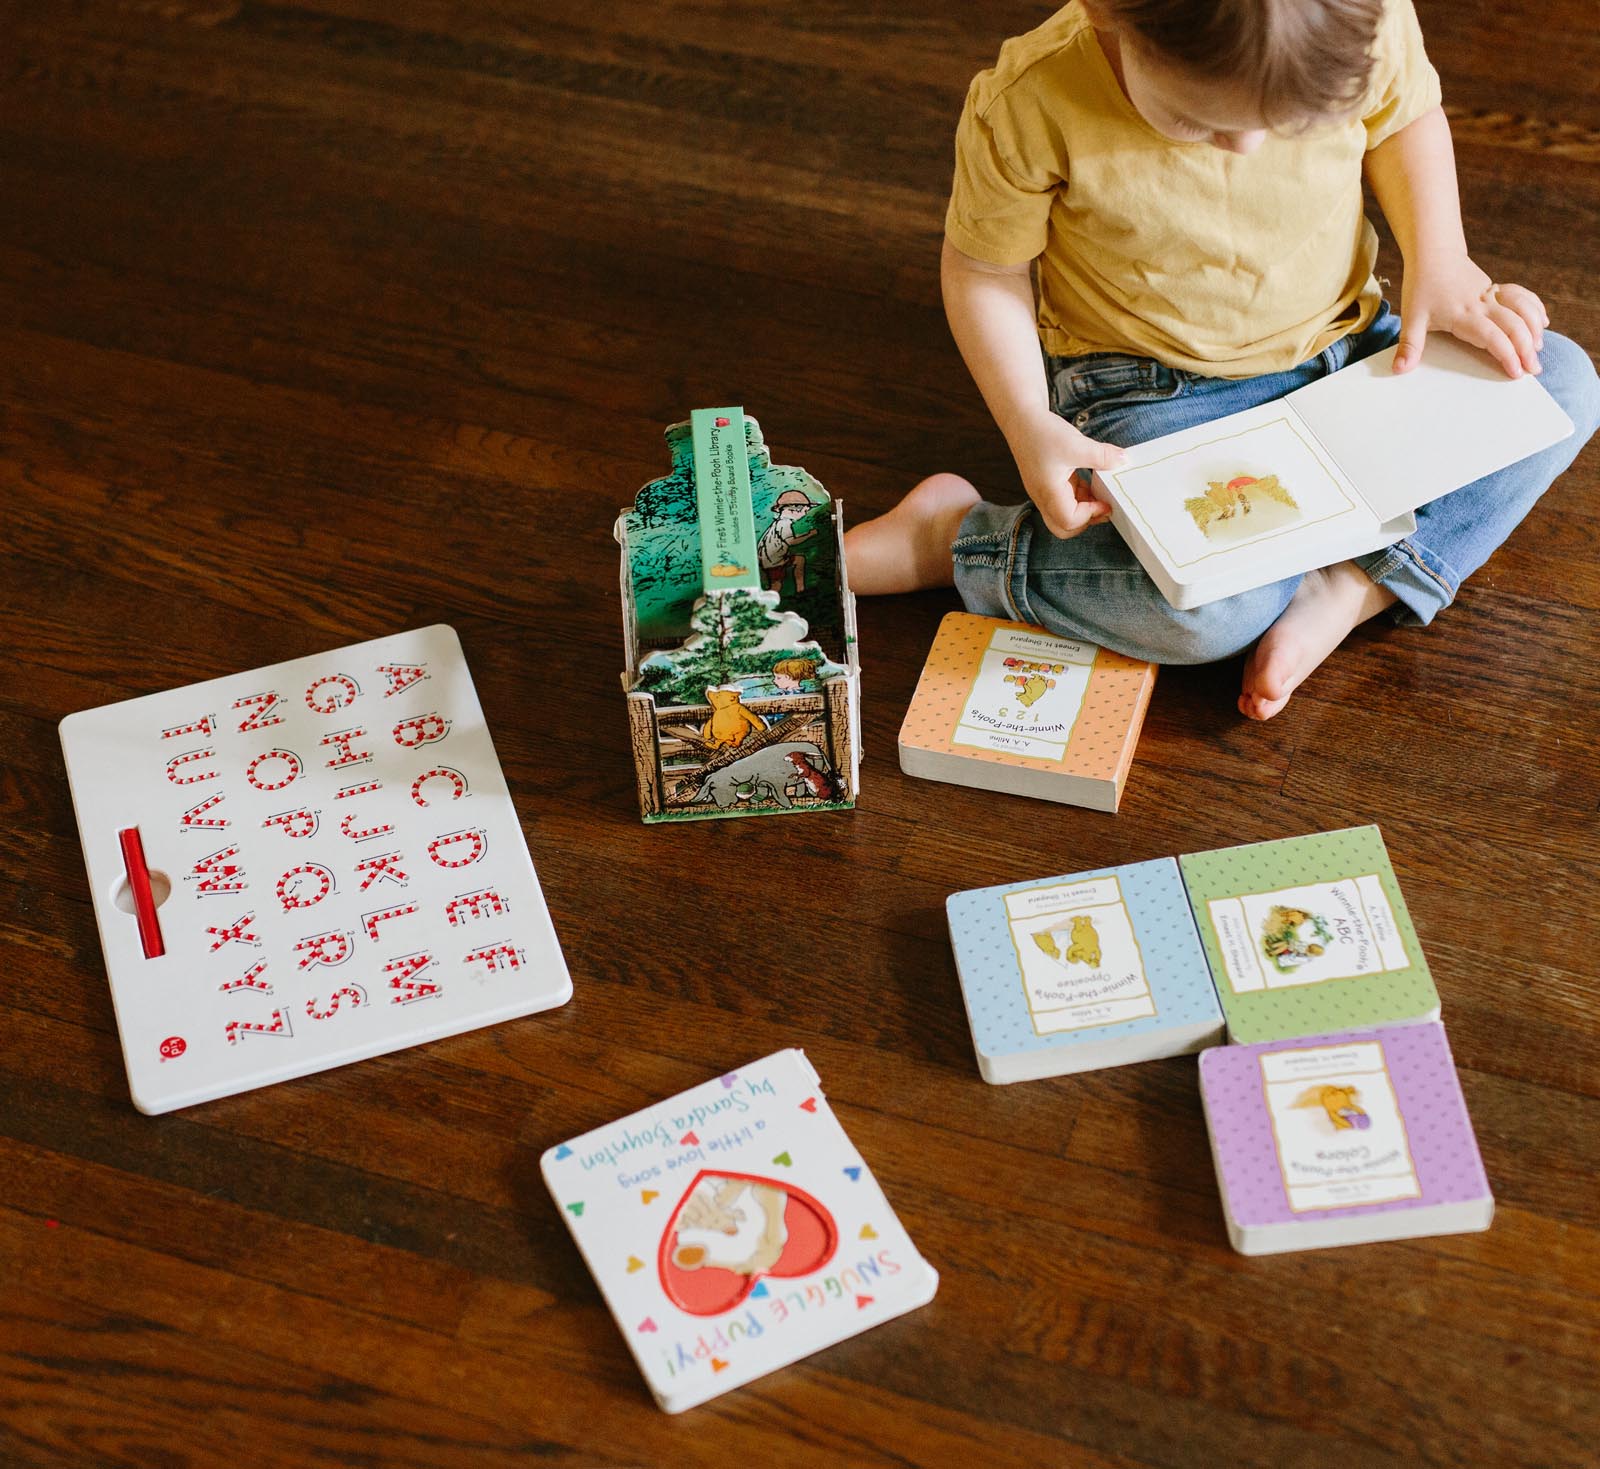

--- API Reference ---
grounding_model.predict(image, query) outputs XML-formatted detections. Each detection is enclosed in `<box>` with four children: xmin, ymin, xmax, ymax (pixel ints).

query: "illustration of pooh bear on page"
<box><xmin>660</xmin><ymin>1170</ymin><xmax>839</xmax><ymax>1316</ymax></box>
<box><xmin>701</xmin><ymin>686</ymin><xmax>767</xmax><ymax>749</ymax></box>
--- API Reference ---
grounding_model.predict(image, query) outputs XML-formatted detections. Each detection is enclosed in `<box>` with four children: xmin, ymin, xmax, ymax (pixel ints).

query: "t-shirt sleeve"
<box><xmin>944</xmin><ymin>75</ymin><xmax>1063</xmax><ymax>266</ymax></box>
<box><xmin>1361</xmin><ymin>0</ymin><xmax>1443</xmax><ymax>150</ymax></box>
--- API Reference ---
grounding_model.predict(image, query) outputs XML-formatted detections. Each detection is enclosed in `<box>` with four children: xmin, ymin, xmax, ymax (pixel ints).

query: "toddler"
<box><xmin>846</xmin><ymin>0</ymin><xmax>1600</xmax><ymax>718</ymax></box>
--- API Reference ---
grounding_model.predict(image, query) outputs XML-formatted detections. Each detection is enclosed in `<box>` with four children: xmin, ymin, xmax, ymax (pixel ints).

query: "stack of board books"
<box><xmin>542</xmin><ymin>1048</ymin><xmax>938</xmax><ymax>1412</ymax></box>
<box><xmin>898</xmin><ymin>612</ymin><xmax>1157</xmax><ymax>812</ymax></box>
<box><xmin>946</xmin><ymin>825</ymin><xmax>1491</xmax><ymax>1255</ymax></box>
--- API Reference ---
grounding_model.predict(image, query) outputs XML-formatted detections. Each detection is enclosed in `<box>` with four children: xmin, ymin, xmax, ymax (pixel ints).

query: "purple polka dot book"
<box><xmin>1087</xmin><ymin>336</ymin><xmax>1574</xmax><ymax>610</ymax></box>
<box><xmin>898</xmin><ymin>612</ymin><xmax>1157</xmax><ymax>812</ymax></box>
<box><xmin>946</xmin><ymin>858</ymin><xmax>1224</xmax><ymax>1083</ymax></box>
<box><xmin>540</xmin><ymin>1049</ymin><xmax>939</xmax><ymax>1413</ymax></box>
<box><xmin>1177</xmin><ymin>826</ymin><xmax>1439</xmax><ymax>1044</ymax></box>
<box><xmin>58</xmin><ymin>624</ymin><xmax>572</xmax><ymax>1114</ymax></box>
<box><xmin>1198</xmin><ymin>1022</ymin><xmax>1493</xmax><ymax>1255</ymax></box>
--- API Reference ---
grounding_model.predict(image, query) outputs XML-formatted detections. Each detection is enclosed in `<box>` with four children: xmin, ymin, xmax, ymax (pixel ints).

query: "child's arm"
<box><xmin>941</xmin><ymin>238</ymin><xmax>1126</xmax><ymax>539</ymax></box>
<box><xmin>1364</xmin><ymin>104</ymin><xmax>1547</xmax><ymax>377</ymax></box>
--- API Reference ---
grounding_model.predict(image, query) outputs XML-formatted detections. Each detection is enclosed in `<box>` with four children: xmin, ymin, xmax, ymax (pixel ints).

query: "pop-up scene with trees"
<box><xmin>615</xmin><ymin>408</ymin><xmax>861</xmax><ymax>823</ymax></box>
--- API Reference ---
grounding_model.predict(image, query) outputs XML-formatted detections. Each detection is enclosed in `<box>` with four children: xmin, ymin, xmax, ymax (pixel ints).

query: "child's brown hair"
<box><xmin>1096</xmin><ymin>0</ymin><xmax>1387</xmax><ymax>127</ymax></box>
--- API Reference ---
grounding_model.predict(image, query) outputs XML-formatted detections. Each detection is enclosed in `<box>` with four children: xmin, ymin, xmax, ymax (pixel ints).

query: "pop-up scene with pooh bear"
<box><xmin>616</xmin><ymin>407</ymin><xmax>861</xmax><ymax>823</ymax></box>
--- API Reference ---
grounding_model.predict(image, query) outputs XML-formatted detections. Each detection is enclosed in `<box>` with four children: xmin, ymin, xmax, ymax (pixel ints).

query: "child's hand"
<box><xmin>1395</xmin><ymin>252</ymin><xmax>1548</xmax><ymax>378</ymax></box>
<box><xmin>1009</xmin><ymin>409</ymin><xmax>1127</xmax><ymax>539</ymax></box>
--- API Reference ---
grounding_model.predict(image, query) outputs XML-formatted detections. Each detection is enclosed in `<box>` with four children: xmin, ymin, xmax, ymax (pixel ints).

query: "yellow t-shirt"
<box><xmin>945</xmin><ymin>0</ymin><xmax>1442</xmax><ymax>377</ymax></box>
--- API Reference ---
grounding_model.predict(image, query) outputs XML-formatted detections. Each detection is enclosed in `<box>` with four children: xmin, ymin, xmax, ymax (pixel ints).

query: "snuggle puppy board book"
<box><xmin>616</xmin><ymin>407</ymin><xmax>861</xmax><ymax>823</ymax></box>
<box><xmin>542</xmin><ymin>1049</ymin><xmax>938</xmax><ymax>1412</ymax></box>
<box><xmin>945</xmin><ymin>825</ymin><xmax>1435</xmax><ymax>1082</ymax></box>
<box><xmin>58</xmin><ymin>625</ymin><xmax>572</xmax><ymax>1114</ymax></box>
<box><xmin>1089</xmin><ymin>338</ymin><xmax>1575</xmax><ymax>610</ymax></box>
<box><xmin>946</xmin><ymin>858</ymin><xmax>1224</xmax><ymax>1083</ymax></box>
<box><xmin>1199</xmin><ymin>1021</ymin><xmax>1493</xmax><ymax>1254</ymax></box>
<box><xmin>898</xmin><ymin>612</ymin><xmax>1156</xmax><ymax>812</ymax></box>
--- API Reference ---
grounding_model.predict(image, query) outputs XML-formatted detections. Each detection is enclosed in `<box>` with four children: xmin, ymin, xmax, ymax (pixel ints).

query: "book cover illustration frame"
<box><xmin>1108</xmin><ymin>414</ymin><xmax>1357</xmax><ymax>569</ymax></box>
<box><xmin>1258</xmin><ymin>1038</ymin><xmax>1422</xmax><ymax>1213</ymax></box>
<box><xmin>1003</xmin><ymin>874</ymin><xmax>1158</xmax><ymax>1037</ymax></box>
<box><xmin>616</xmin><ymin>407</ymin><xmax>861</xmax><ymax>823</ymax></box>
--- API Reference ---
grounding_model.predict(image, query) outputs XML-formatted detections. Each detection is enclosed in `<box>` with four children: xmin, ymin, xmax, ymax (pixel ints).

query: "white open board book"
<box><xmin>1092</xmin><ymin>339</ymin><xmax>1575</xmax><ymax>609</ymax></box>
<box><xmin>59</xmin><ymin>625</ymin><xmax>571</xmax><ymax>1114</ymax></box>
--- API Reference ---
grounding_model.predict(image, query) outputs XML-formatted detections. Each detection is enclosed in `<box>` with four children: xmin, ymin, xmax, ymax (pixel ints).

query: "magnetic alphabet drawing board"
<box><xmin>59</xmin><ymin>625</ymin><xmax>571</xmax><ymax>1114</ymax></box>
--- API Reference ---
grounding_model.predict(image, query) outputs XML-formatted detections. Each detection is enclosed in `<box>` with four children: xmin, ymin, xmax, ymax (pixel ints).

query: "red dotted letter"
<box><xmin>305</xmin><ymin>674</ymin><xmax>359</xmax><ymax>714</ymax></box>
<box><xmin>393</xmin><ymin>713</ymin><xmax>449</xmax><ymax>749</ymax></box>
<box><xmin>385</xmin><ymin>952</ymin><xmax>440</xmax><ymax>1005</ymax></box>
<box><xmin>246</xmin><ymin>749</ymin><xmax>303</xmax><ymax>793</ymax></box>
<box><xmin>445</xmin><ymin>889</ymin><xmax>506</xmax><ymax>926</ymax></box>
<box><xmin>321</xmin><ymin>727</ymin><xmax>372</xmax><ymax>770</ymax></box>
<box><xmin>166</xmin><ymin>748</ymin><xmax>219</xmax><ymax>785</ymax></box>
<box><xmin>428</xmin><ymin>829</ymin><xmax>485</xmax><ymax>869</ymax></box>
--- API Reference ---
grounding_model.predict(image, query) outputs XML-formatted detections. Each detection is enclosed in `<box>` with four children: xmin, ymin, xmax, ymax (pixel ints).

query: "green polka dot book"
<box><xmin>946</xmin><ymin>858</ymin><xmax>1225</xmax><ymax>1083</ymax></box>
<box><xmin>540</xmin><ymin>1049</ymin><xmax>938</xmax><ymax>1413</ymax></box>
<box><xmin>1178</xmin><ymin>826</ymin><xmax>1439</xmax><ymax>1044</ymax></box>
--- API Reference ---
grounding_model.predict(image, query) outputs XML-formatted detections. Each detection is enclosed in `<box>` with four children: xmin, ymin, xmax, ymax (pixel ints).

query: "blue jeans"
<box><xmin>951</xmin><ymin>304</ymin><xmax>1600</xmax><ymax>663</ymax></box>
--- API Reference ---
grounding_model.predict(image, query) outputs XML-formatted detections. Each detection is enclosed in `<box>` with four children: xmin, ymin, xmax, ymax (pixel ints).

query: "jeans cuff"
<box><xmin>952</xmin><ymin>501</ymin><xmax>1038</xmax><ymax>624</ymax></box>
<box><xmin>1355</xmin><ymin>539</ymin><xmax>1458</xmax><ymax>627</ymax></box>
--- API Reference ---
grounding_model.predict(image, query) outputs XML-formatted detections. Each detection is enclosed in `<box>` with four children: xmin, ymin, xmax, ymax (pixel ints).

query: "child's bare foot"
<box><xmin>1239</xmin><ymin>561</ymin><xmax>1397</xmax><ymax>720</ymax></box>
<box><xmin>843</xmin><ymin>473</ymin><xmax>981</xmax><ymax>593</ymax></box>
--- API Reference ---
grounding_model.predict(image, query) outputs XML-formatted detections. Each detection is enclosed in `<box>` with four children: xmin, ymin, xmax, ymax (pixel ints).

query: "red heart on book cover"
<box><xmin>658</xmin><ymin>1169</ymin><xmax>838</xmax><ymax>1316</ymax></box>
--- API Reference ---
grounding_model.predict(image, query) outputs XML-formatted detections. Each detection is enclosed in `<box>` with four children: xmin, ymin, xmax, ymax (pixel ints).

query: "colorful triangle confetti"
<box><xmin>772</xmin><ymin>1151</ymin><xmax>792</xmax><ymax>1167</ymax></box>
<box><xmin>843</xmin><ymin>1166</ymin><xmax>862</xmax><ymax>1181</ymax></box>
<box><xmin>626</xmin><ymin>1255</ymin><xmax>644</xmax><ymax>1273</ymax></box>
<box><xmin>641</xmin><ymin>1189</ymin><xmax>659</xmax><ymax>1205</ymax></box>
<box><xmin>565</xmin><ymin>1201</ymin><xmax>584</xmax><ymax>1217</ymax></box>
<box><xmin>553</xmin><ymin>1144</ymin><xmax>573</xmax><ymax>1160</ymax></box>
<box><xmin>859</xmin><ymin>1224</ymin><xmax>878</xmax><ymax>1240</ymax></box>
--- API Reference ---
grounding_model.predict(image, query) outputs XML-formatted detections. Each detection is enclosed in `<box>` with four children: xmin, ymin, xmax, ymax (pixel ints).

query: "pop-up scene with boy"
<box><xmin>616</xmin><ymin>407</ymin><xmax>861</xmax><ymax>822</ymax></box>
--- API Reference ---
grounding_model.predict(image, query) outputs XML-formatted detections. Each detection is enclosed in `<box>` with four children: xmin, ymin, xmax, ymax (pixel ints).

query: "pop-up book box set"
<box><xmin>615</xmin><ymin>407</ymin><xmax>861</xmax><ymax>823</ymax></box>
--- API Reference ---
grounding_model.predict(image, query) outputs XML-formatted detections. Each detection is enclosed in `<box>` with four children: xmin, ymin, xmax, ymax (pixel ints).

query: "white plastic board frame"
<box><xmin>60</xmin><ymin>624</ymin><xmax>571</xmax><ymax>1114</ymax></box>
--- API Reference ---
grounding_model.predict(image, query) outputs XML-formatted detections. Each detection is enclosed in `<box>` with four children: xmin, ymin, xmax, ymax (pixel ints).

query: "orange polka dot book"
<box><xmin>57</xmin><ymin>624</ymin><xmax>571</xmax><ymax>1114</ymax></box>
<box><xmin>541</xmin><ymin>1049</ymin><xmax>938</xmax><ymax>1413</ymax></box>
<box><xmin>897</xmin><ymin>611</ymin><xmax>1156</xmax><ymax>811</ymax></box>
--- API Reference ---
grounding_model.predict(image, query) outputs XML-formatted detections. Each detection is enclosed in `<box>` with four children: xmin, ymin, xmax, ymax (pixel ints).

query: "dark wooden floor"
<box><xmin>3</xmin><ymin>2</ymin><xmax>1597</xmax><ymax>1465</ymax></box>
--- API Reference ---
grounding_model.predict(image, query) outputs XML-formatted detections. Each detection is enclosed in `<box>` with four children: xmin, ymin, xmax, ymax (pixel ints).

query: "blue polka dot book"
<box><xmin>945</xmin><ymin>825</ymin><xmax>1438</xmax><ymax>1083</ymax></box>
